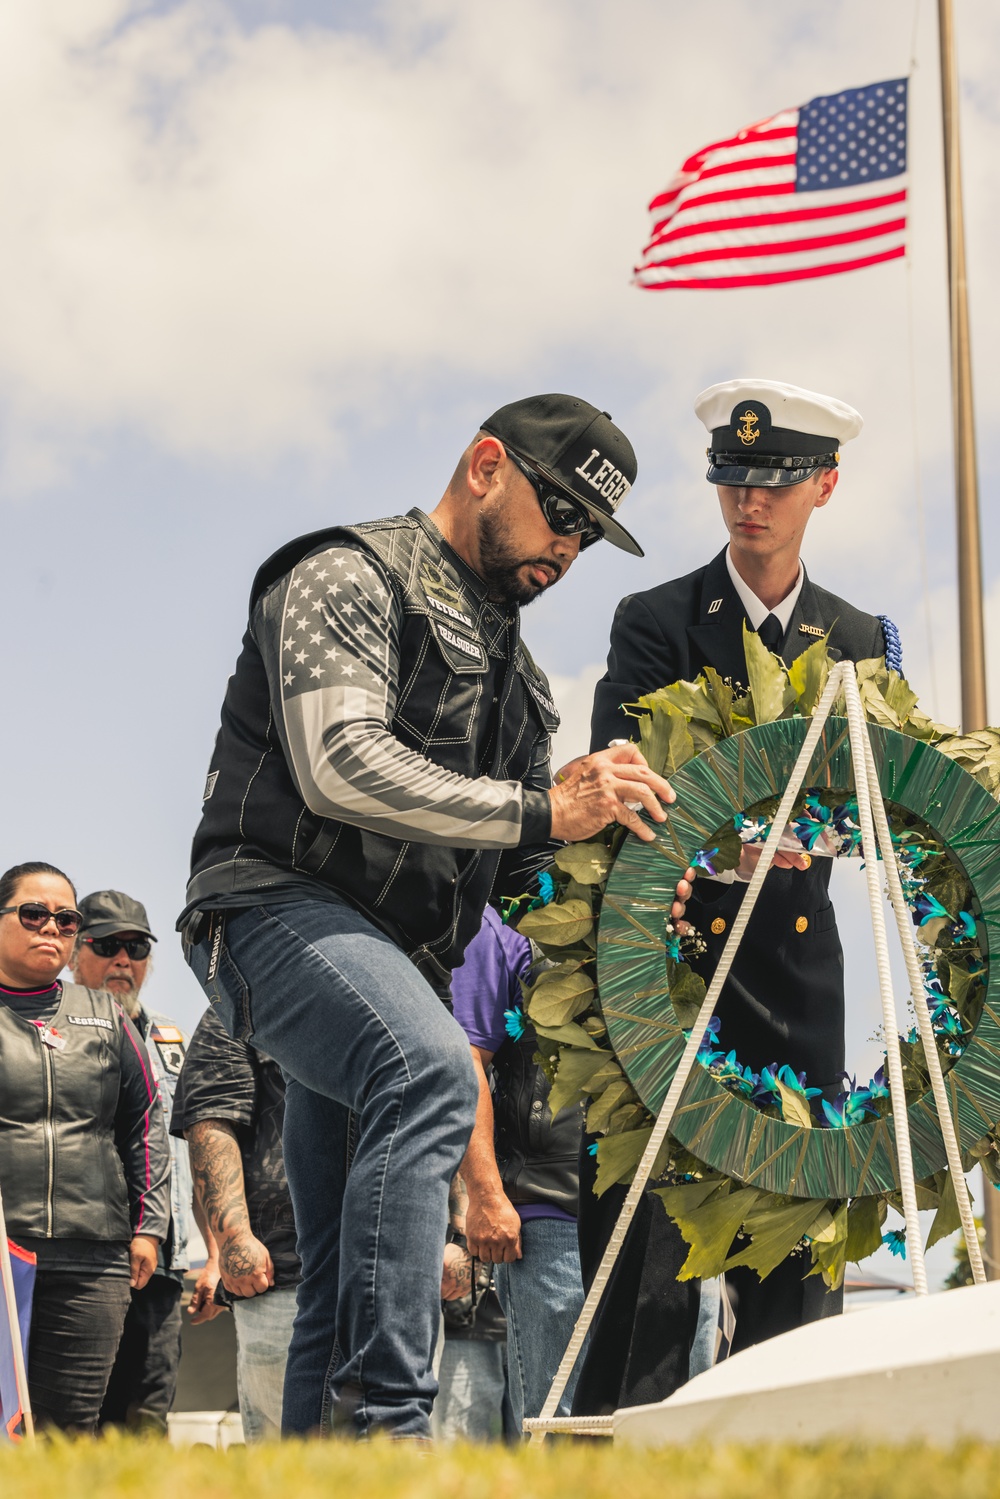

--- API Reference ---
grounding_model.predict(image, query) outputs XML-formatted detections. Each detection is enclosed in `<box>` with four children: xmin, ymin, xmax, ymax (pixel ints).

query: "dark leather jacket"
<box><xmin>492</xmin><ymin>1024</ymin><xmax>582</xmax><ymax>1216</ymax></box>
<box><xmin>0</xmin><ymin>984</ymin><xmax>171</xmax><ymax>1243</ymax></box>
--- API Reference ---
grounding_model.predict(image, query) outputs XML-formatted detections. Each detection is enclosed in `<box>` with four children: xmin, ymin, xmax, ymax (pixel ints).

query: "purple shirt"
<box><xmin>450</xmin><ymin>906</ymin><xmax>575</xmax><ymax>1224</ymax></box>
<box><xmin>450</xmin><ymin>905</ymin><xmax>533</xmax><ymax>1054</ymax></box>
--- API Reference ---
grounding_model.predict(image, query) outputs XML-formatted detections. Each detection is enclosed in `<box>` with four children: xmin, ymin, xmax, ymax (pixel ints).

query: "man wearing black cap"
<box><xmin>73</xmin><ymin>890</ymin><xmax>191</xmax><ymax>1434</ymax></box>
<box><xmin>179</xmin><ymin>395</ymin><xmax>693</xmax><ymax>1440</ymax></box>
<box><xmin>580</xmin><ymin>380</ymin><xmax>899</xmax><ymax>1415</ymax></box>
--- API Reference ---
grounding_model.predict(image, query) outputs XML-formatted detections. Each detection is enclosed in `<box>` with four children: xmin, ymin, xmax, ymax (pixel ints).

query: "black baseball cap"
<box><xmin>78</xmin><ymin>890</ymin><xmax>157</xmax><ymax>942</ymax></box>
<box><xmin>480</xmin><ymin>394</ymin><xmax>642</xmax><ymax>556</ymax></box>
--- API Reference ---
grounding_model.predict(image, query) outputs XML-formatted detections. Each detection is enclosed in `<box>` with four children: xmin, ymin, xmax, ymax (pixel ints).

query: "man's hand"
<box><xmin>218</xmin><ymin>1231</ymin><xmax>275</xmax><ymax>1298</ymax></box>
<box><xmin>465</xmin><ymin>1190</ymin><xmax>522</xmax><ymax>1265</ymax></box>
<box><xmin>129</xmin><ymin>1235</ymin><xmax>160</xmax><ymax>1290</ymax></box>
<box><xmin>737</xmin><ymin>843</ymin><xmax>812</xmax><ymax>879</ymax></box>
<box><xmin>441</xmin><ymin>1242</ymin><xmax>473</xmax><ymax>1301</ymax></box>
<box><xmin>188</xmin><ymin>1257</ymin><xmax>224</xmax><ymax>1323</ymax></box>
<box><xmin>549</xmin><ymin>744</ymin><xmax>676</xmax><ymax>845</ymax></box>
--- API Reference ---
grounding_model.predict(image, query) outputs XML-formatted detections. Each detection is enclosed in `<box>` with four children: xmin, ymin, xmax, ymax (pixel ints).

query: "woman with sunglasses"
<box><xmin>0</xmin><ymin>861</ymin><xmax>171</xmax><ymax>1434</ymax></box>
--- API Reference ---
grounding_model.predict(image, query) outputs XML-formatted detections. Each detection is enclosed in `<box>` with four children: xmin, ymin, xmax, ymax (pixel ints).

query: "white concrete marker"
<box><xmin>614</xmin><ymin>1281</ymin><xmax>1000</xmax><ymax>1446</ymax></box>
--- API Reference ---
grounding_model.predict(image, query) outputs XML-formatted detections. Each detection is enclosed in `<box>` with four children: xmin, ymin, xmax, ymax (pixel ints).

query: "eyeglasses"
<box><xmin>83</xmin><ymin>936</ymin><xmax>153</xmax><ymax>961</ymax></box>
<box><xmin>0</xmin><ymin>903</ymin><xmax>85</xmax><ymax>936</ymax></box>
<box><xmin>506</xmin><ymin>451</ymin><xmax>603</xmax><ymax>549</ymax></box>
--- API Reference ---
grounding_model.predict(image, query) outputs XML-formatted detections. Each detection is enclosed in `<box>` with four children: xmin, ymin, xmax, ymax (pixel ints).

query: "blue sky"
<box><xmin>2</xmin><ymin>0</ymin><xmax>997</xmax><ymax>1286</ymax></box>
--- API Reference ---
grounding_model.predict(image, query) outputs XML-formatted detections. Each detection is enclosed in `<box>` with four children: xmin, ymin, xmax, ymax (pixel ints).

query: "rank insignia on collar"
<box><xmin>798</xmin><ymin>623</ymin><xmax>825</xmax><ymax>638</ymax></box>
<box><xmin>707</xmin><ymin>598</ymin><xmax>723</xmax><ymax>615</ymax></box>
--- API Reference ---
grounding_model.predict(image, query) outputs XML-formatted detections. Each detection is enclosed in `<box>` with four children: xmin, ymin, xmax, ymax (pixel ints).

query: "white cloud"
<box><xmin>1</xmin><ymin>0</ymin><xmax>997</xmax><ymax>512</ymax></box>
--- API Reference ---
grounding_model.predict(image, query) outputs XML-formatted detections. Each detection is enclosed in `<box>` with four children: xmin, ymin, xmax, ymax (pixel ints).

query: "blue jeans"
<box><xmin>493</xmin><ymin>1216</ymin><xmax>585</xmax><ymax>1432</ymax></box>
<box><xmin>233</xmin><ymin>1286</ymin><xmax>298</xmax><ymax>1441</ymax></box>
<box><xmin>186</xmin><ymin>898</ymin><xmax>478</xmax><ymax>1439</ymax></box>
<box><xmin>431</xmin><ymin>1337</ymin><xmax>512</xmax><ymax>1442</ymax></box>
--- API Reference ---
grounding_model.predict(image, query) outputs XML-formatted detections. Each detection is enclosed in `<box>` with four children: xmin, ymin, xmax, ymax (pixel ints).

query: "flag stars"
<box><xmin>325</xmin><ymin>648</ymin><xmax>340</xmax><ymax>661</ymax></box>
<box><xmin>309</xmin><ymin>665</ymin><xmax>324</xmax><ymax>679</ymax></box>
<box><xmin>284</xmin><ymin>672</ymin><xmax>294</xmax><ymax>686</ymax></box>
<box><xmin>295</xmin><ymin>649</ymin><xmax>307</xmax><ymax>664</ymax></box>
<box><xmin>341</xmin><ymin>662</ymin><xmax>357</xmax><ymax>677</ymax></box>
<box><xmin>342</xmin><ymin>602</ymin><xmax>356</xmax><ymax>617</ymax></box>
<box><xmin>310</xmin><ymin>632</ymin><xmax>322</xmax><ymax>645</ymax></box>
<box><xmin>296</xmin><ymin>617</ymin><xmax>308</xmax><ymax>631</ymax></box>
<box><xmin>345</xmin><ymin>571</ymin><xmax>360</xmax><ymax>585</ymax></box>
<box><xmin>315</xmin><ymin>570</ymin><xmax>328</xmax><ymax>582</ymax></box>
<box><xmin>311</xmin><ymin>599</ymin><xmax>325</xmax><ymax>613</ymax></box>
<box><xmin>299</xmin><ymin>585</ymin><xmax>313</xmax><ymax>598</ymax></box>
<box><xmin>284</xmin><ymin>637</ymin><xmax>295</xmax><ymax>652</ymax></box>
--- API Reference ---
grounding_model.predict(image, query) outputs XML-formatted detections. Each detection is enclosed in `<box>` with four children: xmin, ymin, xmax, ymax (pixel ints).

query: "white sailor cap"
<box><xmin>694</xmin><ymin>379</ymin><xmax>863</xmax><ymax>488</ymax></box>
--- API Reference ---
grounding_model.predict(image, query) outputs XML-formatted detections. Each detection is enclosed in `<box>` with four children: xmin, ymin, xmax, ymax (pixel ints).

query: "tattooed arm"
<box><xmin>185</xmin><ymin>1118</ymin><xmax>275</xmax><ymax>1298</ymax></box>
<box><xmin>441</xmin><ymin>1171</ymin><xmax>474</xmax><ymax>1301</ymax></box>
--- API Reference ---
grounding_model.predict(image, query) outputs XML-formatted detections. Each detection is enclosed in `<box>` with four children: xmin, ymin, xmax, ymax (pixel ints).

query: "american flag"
<box><xmin>635</xmin><ymin>78</ymin><xmax>908</xmax><ymax>290</ymax></box>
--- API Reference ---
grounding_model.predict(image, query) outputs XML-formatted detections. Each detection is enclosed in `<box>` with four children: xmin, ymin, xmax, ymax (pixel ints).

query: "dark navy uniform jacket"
<box><xmin>591</xmin><ymin>546</ymin><xmax>887</xmax><ymax>1089</ymax></box>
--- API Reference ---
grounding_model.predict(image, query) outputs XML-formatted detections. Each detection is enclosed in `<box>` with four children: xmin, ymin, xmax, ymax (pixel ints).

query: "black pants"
<box><xmin>28</xmin><ymin>1270</ymin><xmax>132</xmax><ymax>1433</ymax></box>
<box><xmin>100</xmin><ymin>1275</ymin><xmax>184</xmax><ymax>1433</ymax></box>
<box><xmin>571</xmin><ymin>1143</ymin><xmax>843</xmax><ymax>1416</ymax></box>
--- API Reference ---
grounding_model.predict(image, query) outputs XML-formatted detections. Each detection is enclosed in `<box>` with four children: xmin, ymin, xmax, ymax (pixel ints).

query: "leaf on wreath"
<box><xmin>744</xmin><ymin>625</ymin><xmax>796</xmax><ymax>725</ymax></box>
<box><xmin>667</xmin><ymin>1183</ymin><xmax>765</xmax><ymax>1281</ymax></box>
<box><xmin>724</xmin><ymin>1194</ymin><xmax>829</xmax><ymax>1281</ymax></box>
<box><xmin>787</xmin><ymin>634</ymin><xmax>831</xmax><ymax>717</ymax></box>
<box><xmin>636</xmin><ymin>699</ymin><xmax>696</xmax><ymax>778</ymax></box>
<box><xmin>882</xmin><ymin>672</ymin><xmax>920</xmax><ymax>723</ymax></box>
<box><xmin>806</xmin><ymin>1201</ymin><xmax>850</xmax><ymax>1289</ymax></box>
<box><xmin>654</xmin><ymin>1177</ymin><xmax>727</xmax><ymax>1219</ymax></box>
<box><xmin>586</xmin><ymin>1077</ymin><xmax>636</xmax><ymax>1134</ymax></box>
<box><xmin>526</xmin><ymin>967</ymin><xmax>595</xmax><ymax>1028</ymax></box>
<box><xmin>639</xmin><ymin>680</ymin><xmax>725</xmax><ymax>733</ymax></box>
<box><xmin>593</xmin><ymin>1128</ymin><xmax>670</xmax><ymax>1197</ymax></box>
<box><xmin>668</xmin><ymin>962</ymin><xmax>707</xmax><ymax>1030</ymax></box>
<box><xmin>517</xmin><ymin>898</ymin><xmax>594</xmax><ymax>947</ymax></box>
<box><xmin>776</xmin><ymin>1077</ymin><xmax>813</xmax><ymax>1130</ymax></box>
<box><xmin>926</xmin><ymin>1167</ymin><xmax>969</xmax><ymax>1250</ymax></box>
<box><xmin>606</xmin><ymin>1101</ymin><xmax>649</xmax><ymax>1135</ymax></box>
<box><xmin>844</xmin><ymin>1195</ymin><xmax>887</xmax><ymax>1263</ymax></box>
<box><xmin>533</xmin><ymin>1021</ymin><xmax>604</xmax><ymax>1051</ymax></box>
<box><xmin>547</xmin><ymin>1047</ymin><xmax>615</xmax><ymax>1119</ymax></box>
<box><xmin>702</xmin><ymin>667</ymin><xmax>736</xmax><ymax>736</ymax></box>
<box><xmin>553</xmin><ymin>842</ymin><xmax>615</xmax><ymax>885</ymax></box>
<box><xmin>859</xmin><ymin>678</ymin><xmax>901</xmax><ymax>730</ymax></box>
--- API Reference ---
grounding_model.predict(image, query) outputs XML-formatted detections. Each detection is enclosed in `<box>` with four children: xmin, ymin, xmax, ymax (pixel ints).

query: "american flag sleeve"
<box><xmin>254</xmin><ymin>543</ymin><xmax>535</xmax><ymax>849</ymax></box>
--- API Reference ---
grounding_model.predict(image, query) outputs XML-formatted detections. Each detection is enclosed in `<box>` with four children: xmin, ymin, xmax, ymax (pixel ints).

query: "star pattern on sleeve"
<box><xmin>280</xmin><ymin>547</ymin><xmax>392</xmax><ymax>698</ymax></box>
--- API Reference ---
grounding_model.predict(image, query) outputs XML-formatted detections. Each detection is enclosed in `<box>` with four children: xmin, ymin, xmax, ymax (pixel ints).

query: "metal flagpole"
<box><xmin>936</xmin><ymin>0</ymin><xmax>999</xmax><ymax>1279</ymax></box>
<box><xmin>0</xmin><ymin>1185</ymin><xmax>34</xmax><ymax>1441</ymax></box>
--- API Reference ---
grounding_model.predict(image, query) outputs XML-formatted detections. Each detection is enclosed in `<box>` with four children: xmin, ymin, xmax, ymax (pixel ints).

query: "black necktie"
<box><xmin>757</xmin><ymin>613</ymin><xmax>783</xmax><ymax>653</ymax></box>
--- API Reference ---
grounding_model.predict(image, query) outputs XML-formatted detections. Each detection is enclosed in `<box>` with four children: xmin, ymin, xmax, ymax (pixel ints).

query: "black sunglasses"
<box><xmin>507</xmin><ymin>451</ymin><xmax>603</xmax><ymax>549</ymax></box>
<box><xmin>83</xmin><ymin>936</ymin><xmax>153</xmax><ymax>961</ymax></box>
<box><xmin>0</xmin><ymin>902</ymin><xmax>85</xmax><ymax>936</ymax></box>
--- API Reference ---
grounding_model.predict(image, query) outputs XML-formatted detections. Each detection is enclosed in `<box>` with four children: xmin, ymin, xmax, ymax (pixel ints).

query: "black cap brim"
<box><xmin>706</xmin><ymin>461</ymin><xmax>828</xmax><ymax>488</ymax></box>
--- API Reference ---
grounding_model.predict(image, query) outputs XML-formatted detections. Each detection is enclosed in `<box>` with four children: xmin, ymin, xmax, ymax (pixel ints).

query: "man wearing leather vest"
<box><xmin>179</xmin><ymin>394</ymin><xmax>693</xmax><ymax>1441</ymax></box>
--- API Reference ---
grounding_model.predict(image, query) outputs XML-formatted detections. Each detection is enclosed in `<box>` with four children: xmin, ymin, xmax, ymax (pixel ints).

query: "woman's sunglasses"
<box><xmin>506</xmin><ymin>451</ymin><xmax>604</xmax><ymax>549</ymax></box>
<box><xmin>0</xmin><ymin>902</ymin><xmax>84</xmax><ymax>936</ymax></box>
<box><xmin>82</xmin><ymin>936</ymin><xmax>153</xmax><ymax>961</ymax></box>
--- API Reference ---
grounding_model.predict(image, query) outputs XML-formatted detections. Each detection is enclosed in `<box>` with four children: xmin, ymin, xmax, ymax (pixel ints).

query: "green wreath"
<box><xmin>515</xmin><ymin>633</ymin><xmax>1000</xmax><ymax>1289</ymax></box>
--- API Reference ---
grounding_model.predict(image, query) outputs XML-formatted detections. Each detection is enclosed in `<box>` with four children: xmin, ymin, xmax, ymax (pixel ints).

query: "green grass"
<box><xmin>3</xmin><ymin>1438</ymin><xmax>1000</xmax><ymax>1499</ymax></box>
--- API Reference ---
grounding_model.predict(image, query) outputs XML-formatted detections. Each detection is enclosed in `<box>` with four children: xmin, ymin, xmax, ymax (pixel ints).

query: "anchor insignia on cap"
<box><xmin>737</xmin><ymin>410</ymin><xmax>760</xmax><ymax>446</ymax></box>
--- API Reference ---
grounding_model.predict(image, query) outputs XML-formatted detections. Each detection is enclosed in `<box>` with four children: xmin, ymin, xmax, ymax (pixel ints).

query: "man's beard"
<box><xmin>106</xmin><ymin>976</ymin><xmax>140</xmax><ymax>1017</ymax></box>
<box><xmin>476</xmin><ymin>502</ymin><xmax>561</xmax><ymax>608</ymax></box>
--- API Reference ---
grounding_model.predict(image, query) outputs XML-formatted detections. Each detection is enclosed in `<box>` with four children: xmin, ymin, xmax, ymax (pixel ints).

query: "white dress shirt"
<box><xmin>725</xmin><ymin>548</ymin><xmax>804</xmax><ymax>630</ymax></box>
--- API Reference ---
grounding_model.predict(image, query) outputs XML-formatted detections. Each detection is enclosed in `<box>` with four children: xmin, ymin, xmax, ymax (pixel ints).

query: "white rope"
<box><xmin>841</xmin><ymin>667</ymin><xmax>929</xmax><ymax>1294</ymax></box>
<box><xmin>523</xmin><ymin>1414</ymin><xmax>613</xmax><ymax>1436</ymax></box>
<box><xmin>530</xmin><ymin>663</ymin><xmax>849</xmax><ymax>1439</ymax></box>
<box><xmin>856</xmin><ymin>713</ymin><xmax>986</xmax><ymax>1282</ymax></box>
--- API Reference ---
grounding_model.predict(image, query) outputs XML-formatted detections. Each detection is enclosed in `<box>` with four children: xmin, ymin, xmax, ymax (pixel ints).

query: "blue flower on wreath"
<box><xmin>503</xmin><ymin>1005</ymin><xmax>527</xmax><ymax>1041</ymax></box>
<box><xmin>822</xmin><ymin>1083</ymin><xmax>877</xmax><ymax>1129</ymax></box>
<box><xmin>956</xmin><ymin>911</ymin><xmax>976</xmax><ymax>942</ymax></box>
<box><xmin>931</xmin><ymin>1004</ymin><xmax>967</xmax><ymax>1055</ymax></box>
<box><xmin>695</xmin><ymin>1017</ymin><xmax>723</xmax><ymax>1066</ymax></box>
<box><xmin>665</xmin><ymin>931</ymin><xmax>682</xmax><ymax>962</ymax></box>
<box><xmin>692</xmin><ymin>847</ymin><xmax>719</xmax><ymax>876</ymax></box>
<box><xmin>536</xmin><ymin>871</ymin><xmax>556</xmax><ymax>905</ymax></box>
<box><xmin>587</xmin><ymin>1141</ymin><xmax>599</xmax><ymax>1157</ymax></box>
<box><xmin>707</xmin><ymin>1050</ymin><xmax>758</xmax><ymax>1100</ymax></box>
<box><xmin>913</xmin><ymin>892</ymin><xmax>951</xmax><ymax>927</ymax></box>
<box><xmin>751</xmin><ymin>1065</ymin><xmax>782</xmax><ymax>1110</ymax></box>
<box><xmin>869</xmin><ymin>1064</ymin><xmax>889</xmax><ymax>1102</ymax></box>
<box><xmin>883</xmin><ymin>1228</ymin><xmax>907</xmax><ymax>1259</ymax></box>
<box><xmin>792</xmin><ymin>814</ymin><xmax>829</xmax><ymax>852</ymax></box>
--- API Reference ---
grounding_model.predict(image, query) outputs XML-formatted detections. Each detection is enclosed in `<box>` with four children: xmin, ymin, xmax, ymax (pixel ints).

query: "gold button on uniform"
<box><xmin>795</xmin><ymin>916</ymin><xmax>809</xmax><ymax>933</ymax></box>
<box><xmin>711</xmin><ymin>917</ymin><xmax>726</xmax><ymax>935</ymax></box>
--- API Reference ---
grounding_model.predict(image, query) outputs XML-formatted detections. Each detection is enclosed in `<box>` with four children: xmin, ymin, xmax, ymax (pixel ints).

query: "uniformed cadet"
<box><xmin>578</xmin><ymin>379</ymin><xmax>901</xmax><ymax>1415</ymax></box>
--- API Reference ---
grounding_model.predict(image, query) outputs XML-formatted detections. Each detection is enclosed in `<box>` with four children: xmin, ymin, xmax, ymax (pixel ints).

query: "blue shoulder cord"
<box><xmin>877</xmin><ymin>615</ymin><xmax>903</xmax><ymax>675</ymax></box>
